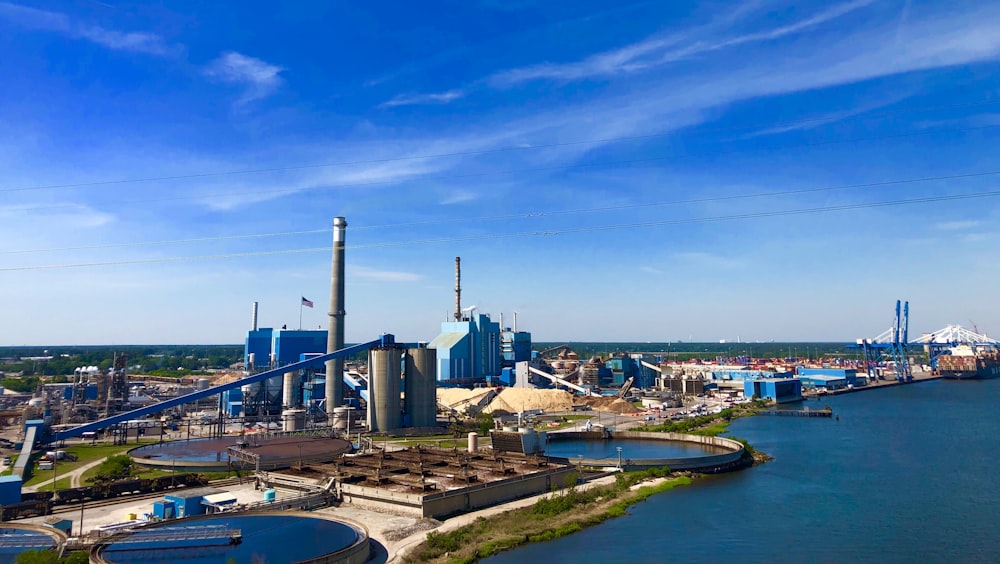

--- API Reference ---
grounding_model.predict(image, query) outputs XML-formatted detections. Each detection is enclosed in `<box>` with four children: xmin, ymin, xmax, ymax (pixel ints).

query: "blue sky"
<box><xmin>2</xmin><ymin>0</ymin><xmax>999</xmax><ymax>345</ymax></box>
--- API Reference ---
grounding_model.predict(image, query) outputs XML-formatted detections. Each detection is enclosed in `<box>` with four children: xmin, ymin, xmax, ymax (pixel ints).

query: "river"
<box><xmin>486</xmin><ymin>378</ymin><xmax>1000</xmax><ymax>563</ymax></box>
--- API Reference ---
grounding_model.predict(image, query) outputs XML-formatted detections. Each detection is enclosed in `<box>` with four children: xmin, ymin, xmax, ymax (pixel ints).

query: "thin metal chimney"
<box><xmin>250</xmin><ymin>302</ymin><xmax>259</xmax><ymax>331</ymax></box>
<box><xmin>326</xmin><ymin>216</ymin><xmax>347</xmax><ymax>415</ymax></box>
<box><xmin>454</xmin><ymin>257</ymin><xmax>462</xmax><ymax>321</ymax></box>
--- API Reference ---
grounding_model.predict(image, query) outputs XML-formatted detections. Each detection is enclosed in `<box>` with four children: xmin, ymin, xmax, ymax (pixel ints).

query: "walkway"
<box><xmin>23</xmin><ymin>457</ymin><xmax>108</xmax><ymax>492</ymax></box>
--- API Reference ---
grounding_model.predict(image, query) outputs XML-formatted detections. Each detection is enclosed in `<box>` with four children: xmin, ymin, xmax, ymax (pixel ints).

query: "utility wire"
<box><xmin>0</xmin><ymin>229</ymin><xmax>331</xmax><ymax>255</ymax></box>
<box><xmin>4</xmin><ymin>189</ymin><xmax>998</xmax><ymax>272</ymax></box>
<box><xmin>3</xmin><ymin>99</ymin><xmax>999</xmax><ymax>195</ymax></box>
<box><xmin>7</xmin><ymin>123</ymin><xmax>999</xmax><ymax>215</ymax></box>
<box><xmin>5</xmin><ymin>168</ymin><xmax>998</xmax><ymax>255</ymax></box>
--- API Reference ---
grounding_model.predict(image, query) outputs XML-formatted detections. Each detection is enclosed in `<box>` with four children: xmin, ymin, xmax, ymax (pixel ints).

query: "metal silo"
<box><xmin>404</xmin><ymin>345</ymin><xmax>437</xmax><ymax>428</ymax></box>
<box><xmin>368</xmin><ymin>346</ymin><xmax>402</xmax><ymax>432</ymax></box>
<box><xmin>282</xmin><ymin>370</ymin><xmax>300</xmax><ymax>408</ymax></box>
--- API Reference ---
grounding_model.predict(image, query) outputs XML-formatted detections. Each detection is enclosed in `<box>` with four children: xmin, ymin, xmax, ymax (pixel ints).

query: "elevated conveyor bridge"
<box><xmin>48</xmin><ymin>336</ymin><xmax>394</xmax><ymax>444</ymax></box>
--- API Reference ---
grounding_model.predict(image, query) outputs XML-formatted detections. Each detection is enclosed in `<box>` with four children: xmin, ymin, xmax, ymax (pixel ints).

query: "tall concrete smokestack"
<box><xmin>454</xmin><ymin>257</ymin><xmax>462</xmax><ymax>321</ymax></box>
<box><xmin>326</xmin><ymin>217</ymin><xmax>347</xmax><ymax>415</ymax></box>
<box><xmin>250</xmin><ymin>301</ymin><xmax>259</xmax><ymax>331</ymax></box>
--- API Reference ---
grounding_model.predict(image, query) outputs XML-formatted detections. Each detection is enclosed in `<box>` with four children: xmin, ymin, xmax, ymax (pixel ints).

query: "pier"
<box><xmin>758</xmin><ymin>409</ymin><xmax>832</xmax><ymax>418</ymax></box>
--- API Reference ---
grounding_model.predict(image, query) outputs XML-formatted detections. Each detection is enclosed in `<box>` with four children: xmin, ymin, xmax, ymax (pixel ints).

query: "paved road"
<box><xmin>23</xmin><ymin>457</ymin><xmax>108</xmax><ymax>492</ymax></box>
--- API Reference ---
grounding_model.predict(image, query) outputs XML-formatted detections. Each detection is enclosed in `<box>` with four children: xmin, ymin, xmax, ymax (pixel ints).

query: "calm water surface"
<box><xmin>487</xmin><ymin>379</ymin><xmax>1000</xmax><ymax>563</ymax></box>
<box><xmin>545</xmin><ymin>438</ymin><xmax>727</xmax><ymax>461</ymax></box>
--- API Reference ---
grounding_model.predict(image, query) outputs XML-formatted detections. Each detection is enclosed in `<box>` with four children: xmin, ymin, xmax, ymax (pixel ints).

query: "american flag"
<box><xmin>301</xmin><ymin>297</ymin><xmax>314</xmax><ymax>308</ymax></box>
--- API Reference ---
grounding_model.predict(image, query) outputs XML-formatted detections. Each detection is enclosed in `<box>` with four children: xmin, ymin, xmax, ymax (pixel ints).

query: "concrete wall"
<box><xmin>340</xmin><ymin>466</ymin><xmax>577</xmax><ymax>519</ymax></box>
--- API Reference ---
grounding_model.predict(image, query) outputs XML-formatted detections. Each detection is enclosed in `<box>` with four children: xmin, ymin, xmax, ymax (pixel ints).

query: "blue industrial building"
<box><xmin>797</xmin><ymin>368</ymin><xmax>859</xmax><ymax>386</ymax></box>
<box><xmin>501</xmin><ymin>330</ymin><xmax>532</xmax><ymax>367</ymax></box>
<box><xmin>796</xmin><ymin>375</ymin><xmax>848</xmax><ymax>391</ymax></box>
<box><xmin>710</xmin><ymin>369</ymin><xmax>785</xmax><ymax>382</ymax></box>
<box><xmin>0</xmin><ymin>475</ymin><xmax>22</xmax><ymax>505</ymax></box>
<box><xmin>429</xmin><ymin>314</ymin><xmax>503</xmax><ymax>384</ymax></box>
<box><xmin>274</xmin><ymin>331</ymin><xmax>328</xmax><ymax>365</ymax></box>
<box><xmin>605</xmin><ymin>355</ymin><xmax>656</xmax><ymax>388</ymax></box>
<box><xmin>164</xmin><ymin>487</ymin><xmax>225</xmax><ymax>518</ymax></box>
<box><xmin>237</xmin><ymin>329</ymin><xmax>330</xmax><ymax>416</ymax></box>
<box><xmin>245</xmin><ymin>328</ymin><xmax>273</xmax><ymax>369</ymax></box>
<box><xmin>744</xmin><ymin>378</ymin><xmax>803</xmax><ymax>403</ymax></box>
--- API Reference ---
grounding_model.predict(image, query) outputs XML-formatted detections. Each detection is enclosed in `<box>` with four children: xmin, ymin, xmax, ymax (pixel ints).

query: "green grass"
<box><xmin>36</xmin><ymin>477</ymin><xmax>72</xmax><ymax>491</ymax></box>
<box><xmin>408</xmin><ymin>468</ymin><xmax>691</xmax><ymax>563</ymax></box>
<box><xmin>22</xmin><ymin>441</ymin><xmax>160</xmax><ymax>487</ymax></box>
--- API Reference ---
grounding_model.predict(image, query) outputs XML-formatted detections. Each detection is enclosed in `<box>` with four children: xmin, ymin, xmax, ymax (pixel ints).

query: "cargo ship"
<box><xmin>935</xmin><ymin>344</ymin><xmax>1000</xmax><ymax>379</ymax></box>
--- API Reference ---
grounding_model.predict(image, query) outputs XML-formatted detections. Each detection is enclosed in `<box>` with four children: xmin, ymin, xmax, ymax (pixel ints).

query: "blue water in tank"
<box><xmin>545</xmin><ymin>438</ymin><xmax>728</xmax><ymax>461</ymax></box>
<box><xmin>0</xmin><ymin>530</ymin><xmax>56</xmax><ymax>563</ymax></box>
<box><xmin>100</xmin><ymin>515</ymin><xmax>359</xmax><ymax>563</ymax></box>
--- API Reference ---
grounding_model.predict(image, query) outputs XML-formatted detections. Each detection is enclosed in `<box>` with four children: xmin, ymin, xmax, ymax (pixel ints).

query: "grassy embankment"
<box><xmin>406</xmin><ymin>468</ymin><xmax>691</xmax><ymax>564</ymax></box>
<box><xmin>633</xmin><ymin>400</ymin><xmax>773</xmax><ymax>464</ymax></box>
<box><xmin>406</xmin><ymin>402</ymin><xmax>772</xmax><ymax>563</ymax></box>
<box><xmin>23</xmin><ymin>441</ymin><xmax>230</xmax><ymax>490</ymax></box>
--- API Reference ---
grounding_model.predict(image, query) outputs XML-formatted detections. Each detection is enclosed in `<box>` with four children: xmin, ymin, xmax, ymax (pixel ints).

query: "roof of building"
<box><xmin>201</xmin><ymin>492</ymin><xmax>237</xmax><ymax>505</ymax></box>
<box><xmin>165</xmin><ymin>487</ymin><xmax>225</xmax><ymax>500</ymax></box>
<box><xmin>428</xmin><ymin>332</ymin><xmax>468</xmax><ymax>351</ymax></box>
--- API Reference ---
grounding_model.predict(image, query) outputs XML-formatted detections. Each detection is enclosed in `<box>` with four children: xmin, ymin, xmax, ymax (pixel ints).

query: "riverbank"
<box><xmin>400</xmin><ymin>404</ymin><xmax>763</xmax><ymax>563</ymax></box>
<box><xmin>402</xmin><ymin>469</ymin><xmax>693</xmax><ymax>563</ymax></box>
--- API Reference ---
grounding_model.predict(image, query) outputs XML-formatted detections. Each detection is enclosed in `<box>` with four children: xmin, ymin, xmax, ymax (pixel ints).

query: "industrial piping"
<box><xmin>326</xmin><ymin>216</ymin><xmax>347</xmax><ymax>415</ymax></box>
<box><xmin>49</xmin><ymin>337</ymin><xmax>391</xmax><ymax>443</ymax></box>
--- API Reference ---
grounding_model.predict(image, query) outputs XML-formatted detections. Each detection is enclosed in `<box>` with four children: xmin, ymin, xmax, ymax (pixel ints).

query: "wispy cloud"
<box><xmin>744</xmin><ymin>92</ymin><xmax>914</xmax><ymax>138</ymax></box>
<box><xmin>349</xmin><ymin>265</ymin><xmax>422</xmax><ymax>282</ymax></box>
<box><xmin>672</xmin><ymin>252</ymin><xmax>744</xmax><ymax>269</ymax></box>
<box><xmin>203</xmin><ymin>52</ymin><xmax>284</xmax><ymax>104</ymax></box>
<box><xmin>0</xmin><ymin>1</ymin><xmax>179</xmax><ymax>56</ymax></box>
<box><xmin>380</xmin><ymin>89</ymin><xmax>465</xmax><ymax>108</ymax></box>
<box><xmin>488</xmin><ymin>0</ymin><xmax>873</xmax><ymax>86</ymax></box>
<box><xmin>935</xmin><ymin>220</ymin><xmax>982</xmax><ymax>231</ymax></box>
<box><xmin>440</xmin><ymin>190</ymin><xmax>478</xmax><ymax>205</ymax></box>
<box><xmin>640</xmin><ymin>265</ymin><xmax>663</xmax><ymax>275</ymax></box>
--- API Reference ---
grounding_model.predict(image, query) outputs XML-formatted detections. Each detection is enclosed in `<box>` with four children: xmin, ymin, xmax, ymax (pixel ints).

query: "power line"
<box><xmin>4</xmin><ymin>188</ymin><xmax>998</xmax><ymax>272</ymax></box>
<box><xmin>7</xmin><ymin>123</ymin><xmax>999</xmax><ymax>215</ymax></box>
<box><xmin>0</xmin><ymin>228</ymin><xmax>330</xmax><ymax>255</ymax></box>
<box><xmin>6</xmin><ymin>168</ymin><xmax>998</xmax><ymax>255</ymax></box>
<box><xmin>3</xmin><ymin>99</ymin><xmax>998</xmax><ymax>195</ymax></box>
<box><xmin>5</xmin><ymin>168</ymin><xmax>998</xmax><ymax>255</ymax></box>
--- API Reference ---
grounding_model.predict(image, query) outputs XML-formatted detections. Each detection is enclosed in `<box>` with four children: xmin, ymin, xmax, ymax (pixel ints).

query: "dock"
<box><xmin>758</xmin><ymin>409</ymin><xmax>832</xmax><ymax>418</ymax></box>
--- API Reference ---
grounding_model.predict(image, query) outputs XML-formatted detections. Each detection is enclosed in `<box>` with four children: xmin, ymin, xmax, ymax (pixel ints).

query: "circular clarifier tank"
<box><xmin>130</xmin><ymin>435</ymin><xmax>353</xmax><ymax>472</ymax></box>
<box><xmin>0</xmin><ymin>524</ymin><xmax>66</xmax><ymax>563</ymax></box>
<box><xmin>545</xmin><ymin>431</ymin><xmax>746</xmax><ymax>471</ymax></box>
<box><xmin>93</xmin><ymin>512</ymin><xmax>369</xmax><ymax>564</ymax></box>
<box><xmin>546</xmin><ymin>438</ymin><xmax>730</xmax><ymax>461</ymax></box>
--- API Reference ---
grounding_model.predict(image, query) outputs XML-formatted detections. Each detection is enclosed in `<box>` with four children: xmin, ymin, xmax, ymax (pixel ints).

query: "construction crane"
<box><xmin>854</xmin><ymin>300</ymin><xmax>912</xmax><ymax>382</ymax></box>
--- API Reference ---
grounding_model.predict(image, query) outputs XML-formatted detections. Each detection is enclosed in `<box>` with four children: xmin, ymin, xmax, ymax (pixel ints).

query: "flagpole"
<box><xmin>299</xmin><ymin>301</ymin><xmax>303</xmax><ymax>330</ymax></box>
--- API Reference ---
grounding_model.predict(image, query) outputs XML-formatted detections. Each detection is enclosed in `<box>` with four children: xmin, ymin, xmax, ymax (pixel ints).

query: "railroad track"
<box><xmin>49</xmin><ymin>477</ymin><xmax>248</xmax><ymax>513</ymax></box>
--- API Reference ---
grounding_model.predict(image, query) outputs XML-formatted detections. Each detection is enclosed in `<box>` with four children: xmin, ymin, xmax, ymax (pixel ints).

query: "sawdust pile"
<box><xmin>437</xmin><ymin>388</ymin><xmax>496</xmax><ymax>412</ymax></box>
<box><xmin>482</xmin><ymin>388</ymin><xmax>574</xmax><ymax>414</ymax></box>
<box><xmin>578</xmin><ymin>395</ymin><xmax>641</xmax><ymax>414</ymax></box>
<box><xmin>210</xmin><ymin>372</ymin><xmax>243</xmax><ymax>386</ymax></box>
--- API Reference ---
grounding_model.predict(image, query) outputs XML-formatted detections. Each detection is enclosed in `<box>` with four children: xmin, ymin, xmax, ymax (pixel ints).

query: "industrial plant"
<box><xmin>0</xmin><ymin>216</ymin><xmax>996</xmax><ymax>561</ymax></box>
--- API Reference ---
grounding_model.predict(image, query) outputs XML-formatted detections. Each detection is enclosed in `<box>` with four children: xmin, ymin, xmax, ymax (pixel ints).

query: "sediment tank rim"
<box><xmin>0</xmin><ymin>522</ymin><xmax>68</xmax><ymax>555</ymax></box>
<box><xmin>547</xmin><ymin>431</ymin><xmax>745</xmax><ymax>471</ymax></box>
<box><xmin>90</xmin><ymin>510</ymin><xmax>370</xmax><ymax>564</ymax></box>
